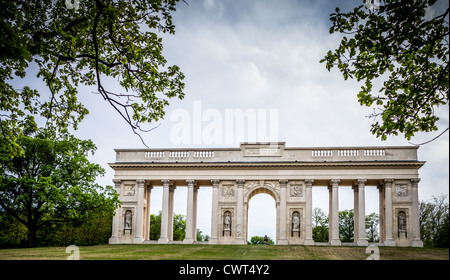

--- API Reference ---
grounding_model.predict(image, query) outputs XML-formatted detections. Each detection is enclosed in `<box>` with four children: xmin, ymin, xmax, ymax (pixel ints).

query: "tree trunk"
<box><xmin>27</xmin><ymin>223</ymin><xmax>37</xmax><ymax>247</ymax></box>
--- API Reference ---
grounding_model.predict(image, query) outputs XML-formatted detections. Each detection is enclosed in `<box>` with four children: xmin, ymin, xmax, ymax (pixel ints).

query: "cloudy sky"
<box><xmin>24</xmin><ymin>0</ymin><xmax>450</xmax><ymax>241</ymax></box>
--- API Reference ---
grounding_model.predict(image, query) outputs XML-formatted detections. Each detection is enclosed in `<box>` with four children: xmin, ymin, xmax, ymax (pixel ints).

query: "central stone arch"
<box><xmin>244</xmin><ymin>181</ymin><xmax>280</xmax><ymax>244</ymax></box>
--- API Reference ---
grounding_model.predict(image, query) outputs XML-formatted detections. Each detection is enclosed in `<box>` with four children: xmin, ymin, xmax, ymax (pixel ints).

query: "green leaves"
<box><xmin>0</xmin><ymin>123</ymin><xmax>120</xmax><ymax>247</ymax></box>
<box><xmin>1</xmin><ymin>0</ymin><xmax>186</xmax><ymax>147</ymax></box>
<box><xmin>321</xmin><ymin>0</ymin><xmax>449</xmax><ymax>140</ymax></box>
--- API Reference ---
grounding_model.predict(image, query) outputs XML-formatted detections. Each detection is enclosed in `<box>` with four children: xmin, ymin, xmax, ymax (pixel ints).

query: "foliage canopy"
<box><xmin>321</xmin><ymin>0</ymin><xmax>449</xmax><ymax>141</ymax></box>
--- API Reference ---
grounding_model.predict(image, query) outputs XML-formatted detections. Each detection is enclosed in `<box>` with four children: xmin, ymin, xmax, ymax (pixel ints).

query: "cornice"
<box><xmin>108</xmin><ymin>161</ymin><xmax>425</xmax><ymax>170</ymax></box>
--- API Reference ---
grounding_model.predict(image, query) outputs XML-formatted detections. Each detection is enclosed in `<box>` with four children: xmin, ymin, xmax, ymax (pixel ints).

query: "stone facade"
<box><xmin>109</xmin><ymin>142</ymin><xmax>424</xmax><ymax>247</ymax></box>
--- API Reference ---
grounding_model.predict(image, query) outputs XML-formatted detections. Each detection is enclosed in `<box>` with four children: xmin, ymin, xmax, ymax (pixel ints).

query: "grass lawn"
<box><xmin>0</xmin><ymin>244</ymin><xmax>448</xmax><ymax>260</ymax></box>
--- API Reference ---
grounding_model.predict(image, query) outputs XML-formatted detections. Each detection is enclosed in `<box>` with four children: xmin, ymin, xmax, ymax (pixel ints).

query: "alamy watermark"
<box><xmin>365</xmin><ymin>0</ymin><xmax>381</xmax><ymax>11</ymax></box>
<box><xmin>66</xmin><ymin>245</ymin><xmax>80</xmax><ymax>260</ymax></box>
<box><xmin>169</xmin><ymin>101</ymin><xmax>279</xmax><ymax>146</ymax></box>
<box><xmin>65</xmin><ymin>0</ymin><xmax>80</xmax><ymax>10</ymax></box>
<box><xmin>365</xmin><ymin>245</ymin><xmax>380</xmax><ymax>260</ymax></box>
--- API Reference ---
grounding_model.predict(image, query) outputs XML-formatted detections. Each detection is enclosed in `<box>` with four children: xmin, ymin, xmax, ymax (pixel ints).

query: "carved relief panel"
<box><xmin>395</xmin><ymin>185</ymin><xmax>408</xmax><ymax>197</ymax></box>
<box><xmin>123</xmin><ymin>184</ymin><xmax>135</xmax><ymax>196</ymax></box>
<box><xmin>219</xmin><ymin>181</ymin><xmax>236</xmax><ymax>203</ymax></box>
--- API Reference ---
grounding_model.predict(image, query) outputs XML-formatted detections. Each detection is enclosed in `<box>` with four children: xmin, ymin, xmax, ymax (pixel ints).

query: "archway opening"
<box><xmin>246</xmin><ymin>192</ymin><xmax>277</xmax><ymax>244</ymax></box>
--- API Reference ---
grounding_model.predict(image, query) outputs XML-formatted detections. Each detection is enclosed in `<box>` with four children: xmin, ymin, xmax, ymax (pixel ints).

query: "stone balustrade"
<box><xmin>115</xmin><ymin>142</ymin><xmax>417</xmax><ymax>163</ymax></box>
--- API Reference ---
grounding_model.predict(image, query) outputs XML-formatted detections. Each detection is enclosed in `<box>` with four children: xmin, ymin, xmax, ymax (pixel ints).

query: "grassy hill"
<box><xmin>0</xmin><ymin>244</ymin><xmax>448</xmax><ymax>260</ymax></box>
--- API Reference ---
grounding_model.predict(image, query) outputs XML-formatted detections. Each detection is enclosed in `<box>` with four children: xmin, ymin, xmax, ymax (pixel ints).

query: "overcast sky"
<box><xmin>22</xmin><ymin>0</ymin><xmax>449</xmax><ymax>241</ymax></box>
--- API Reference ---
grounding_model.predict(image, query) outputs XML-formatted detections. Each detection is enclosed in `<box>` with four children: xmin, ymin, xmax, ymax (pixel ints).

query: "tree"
<box><xmin>172</xmin><ymin>213</ymin><xmax>186</xmax><ymax>241</ymax></box>
<box><xmin>420</xmin><ymin>194</ymin><xmax>449</xmax><ymax>247</ymax></box>
<box><xmin>248</xmin><ymin>235</ymin><xmax>274</xmax><ymax>245</ymax></box>
<box><xmin>321</xmin><ymin>0</ymin><xmax>449</xmax><ymax>141</ymax></box>
<box><xmin>365</xmin><ymin>212</ymin><xmax>379</xmax><ymax>243</ymax></box>
<box><xmin>0</xmin><ymin>0</ymin><xmax>186</xmax><ymax>154</ymax></box>
<box><xmin>339</xmin><ymin>209</ymin><xmax>354</xmax><ymax>242</ymax></box>
<box><xmin>0</xmin><ymin>122</ymin><xmax>120</xmax><ymax>247</ymax></box>
<box><xmin>312</xmin><ymin>207</ymin><xmax>329</xmax><ymax>242</ymax></box>
<box><xmin>149</xmin><ymin>211</ymin><xmax>186</xmax><ymax>241</ymax></box>
<box><xmin>149</xmin><ymin>212</ymin><xmax>162</xmax><ymax>240</ymax></box>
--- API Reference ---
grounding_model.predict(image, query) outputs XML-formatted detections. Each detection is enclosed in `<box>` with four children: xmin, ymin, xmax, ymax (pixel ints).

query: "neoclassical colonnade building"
<box><xmin>109</xmin><ymin>142</ymin><xmax>424</xmax><ymax>247</ymax></box>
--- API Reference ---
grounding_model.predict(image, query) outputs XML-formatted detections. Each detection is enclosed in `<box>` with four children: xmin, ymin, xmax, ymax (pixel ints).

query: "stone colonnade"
<box><xmin>109</xmin><ymin>143</ymin><xmax>424</xmax><ymax>247</ymax></box>
<box><xmin>109</xmin><ymin>177</ymin><xmax>423</xmax><ymax>247</ymax></box>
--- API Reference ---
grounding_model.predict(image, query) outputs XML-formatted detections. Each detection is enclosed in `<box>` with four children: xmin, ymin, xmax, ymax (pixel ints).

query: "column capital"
<box><xmin>384</xmin><ymin>178</ymin><xmax>394</xmax><ymax>186</ymax></box>
<box><xmin>186</xmin><ymin>179</ymin><xmax>196</xmax><ymax>187</ymax></box>
<box><xmin>211</xmin><ymin>179</ymin><xmax>220</xmax><ymax>186</ymax></box>
<box><xmin>356</xmin><ymin>178</ymin><xmax>367</xmax><ymax>186</ymax></box>
<box><xmin>279</xmin><ymin>179</ymin><xmax>289</xmax><ymax>186</ymax></box>
<box><xmin>161</xmin><ymin>179</ymin><xmax>171</xmax><ymax>186</ymax></box>
<box><xmin>411</xmin><ymin>178</ymin><xmax>420</xmax><ymax>187</ymax></box>
<box><xmin>112</xmin><ymin>179</ymin><xmax>122</xmax><ymax>187</ymax></box>
<box><xmin>305</xmin><ymin>179</ymin><xmax>314</xmax><ymax>187</ymax></box>
<box><xmin>236</xmin><ymin>179</ymin><xmax>245</xmax><ymax>187</ymax></box>
<box><xmin>136</xmin><ymin>179</ymin><xmax>146</xmax><ymax>187</ymax></box>
<box><xmin>330</xmin><ymin>179</ymin><xmax>340</xmax><ymax>187</ymax></box>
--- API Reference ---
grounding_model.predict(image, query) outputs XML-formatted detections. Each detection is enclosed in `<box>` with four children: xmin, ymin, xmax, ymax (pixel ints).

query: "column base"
<box><xmin>208</xmin><ymin>238</ymin><xmax>219</xmax><ymax>245</ymax></box>
<box><xmin>384</xmin><ymin>239</ymin><xmax>396</xmax><ymax>247</ymax></box>
<box><xmin>158</xmin><ymin>237</ymin><xmax>169</xmax><ymax>244</ymax></box>
<box><xmin>357</xmin><ymin>239</ymin><xmax>369</xmax><ymax>246</ymax></box>
<box><xmin>109</xmin><ymin>237</ymin><xmax>120</xmax><ymax>244</ymax></box>
<box><xmin>133</xmin><ymin>237</ymin><xmax>144</xmax><ymax>244</ymax></box>
<box><xmin>234</xmin><ymin>238</ymin><xmax>246</xmax><ymax>245</ymax></box>
<box><xmin>330</xmin><ymin>239</ymin><xmax>342</xmax><ymax>246</ymax></box>
<box><xmin>412</xmin><ymin>239</ymin><xmax>424</xmax><ymax>247</ymax></box>
<box><xmin>277</xmin><ymin>239</ymin><xmax>288</xmax><ymax>245</ymax></box>
<box><xmin>304</xmin><ymin>239</ymin><xmax>315</xmax><ymax>246</ymax></box>
<box><xmin>183</xmin><ymin>238</ymin><xmax>194</xmax><ymax>244</ymax></box>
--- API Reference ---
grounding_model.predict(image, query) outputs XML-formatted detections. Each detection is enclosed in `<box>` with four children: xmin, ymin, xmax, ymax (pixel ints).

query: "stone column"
<box><xmin>411</xmin><ymin>178</ymin><xmax>424</xmax><ymax>247</ymax></box>
<box><xmin>278</xmin><ymin>180</ymin><xmax>288</xmax><ymax>245</ymax></box>
<box><xmin>209</xmin><ymin>180</ymin><xmax>220</xmax><ymax>244</ymax></box>
<box><xmin>328</xmin><ymin>185</ymin><xmax>333</xmax><ymax>242</ymax></box>
<box><xmin>378</xmin><ymin>185</ymin><xmax>385</xmax><ymax>243</ymax></box>
<box><xmin>158</xmin><ymin>179</ymin><xmax>171</xmax><ymax>244</ymax></box>
<box><xmin>356</xmin><ymin>179</ymin><xmax>368</xmax><ymax>246</ymax></box>
<box><xmin>330</xmin><ymin>179</ymin><xmax>341</xmax><ymax>246</ymax></box>
<box><xmin>143</xmin><ymin>184</ymin><xmax>153</xmax><ymax>240</ymax></box>
<box><xmin>109</xmin><ymin>179</ymin><xmax>122</xmax><ymax>244</ymax></box>
<box><xmin>235</xmin><ymin>179</ymin><xmax>246</xmax><ymax>244</ymax></box>
<box><xmin>353</xmin><ymin>184</ymin><xmax>359</xmax><ymax>242</ymax></box>
<box><xmin>133</xmin><ymin>179</ymin><xmax>146</xmax><ymax>243</ymax></box>
<box><xmin>184</xmin><ymin>179</ymin><xmax>196</xmax><ymax>244</ymax></box>
<box><xmin>193</xmin><ymin>185</ymin><xmax>199</xmax><ymax>240</ymax></box>
<box><xmin>384</xmin><ymin>179</ymin><xmax>396</xmax><ymax>246</ymax></box>
<box><xmin>168</xmin><ymin>185</ymin><xmax>176</xmax><ymax>241</ymax></box>
<box><xmin>304</xmin><ymin>179</ymin><xmax>315</xmax><ymax>245</ymax></box>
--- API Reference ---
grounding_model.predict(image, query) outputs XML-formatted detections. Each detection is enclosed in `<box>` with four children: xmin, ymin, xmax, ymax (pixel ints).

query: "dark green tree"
<box><xmin>366</xmin><ymin>212</ymin><xmax>380</xmax><ymax>243</ymax></box>
<box><xmin>0</xmin><ymin>122</ymin><xmax>120</xmax><ymax>247</ymax></box>
<box><xmin>248</xmin><ymin>235</ymin><xmax>275</xmax><ymax>245</ymax></box>
<box><xmin>420</xmin><ymin>194</ymin><xmax>449</xmax><ymax>247</ymax></box>
<box><xmin>312</xmin><ymin>207</ymin><xmax>329</xmax><ymax>242</ymax></box>
<box><xmin>339</xmin><ymin>209</ymin><xmax>354</xmax><ymax>242</ymax></box>
<box><xmin>321</xmin><ymin>0</ymin><xmax>449</xmax><ymax>141</ymax></box>
<box><xmin>149</xmin><ymin>211</ymin><xmax>187</xmax><ymax>241</ymax></box>
<box><xmin>0</xmin><ymin>0</ymin><xmax>185</xmax><ymax>156</ymax></box>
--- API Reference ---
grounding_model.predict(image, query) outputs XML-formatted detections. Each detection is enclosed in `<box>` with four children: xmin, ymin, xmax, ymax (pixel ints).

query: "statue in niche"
<box><xmin>223</xmin><ymin>212</ymin><xmax>231</xmax><ymax>231</ymax></box>
<box><xmin>292</xmin><ymin>212</ymin><xmax>300</xmax><ymax>231</ymax></box>
<box><xmin>398</xmin><ymin>211</ymin><xmax>407</xmax><ymax>231</ymax></box>
<box><xmin>123</xmin><ymin>210</ymin><xmax>133</xmax><ymax>234</ymax></box>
